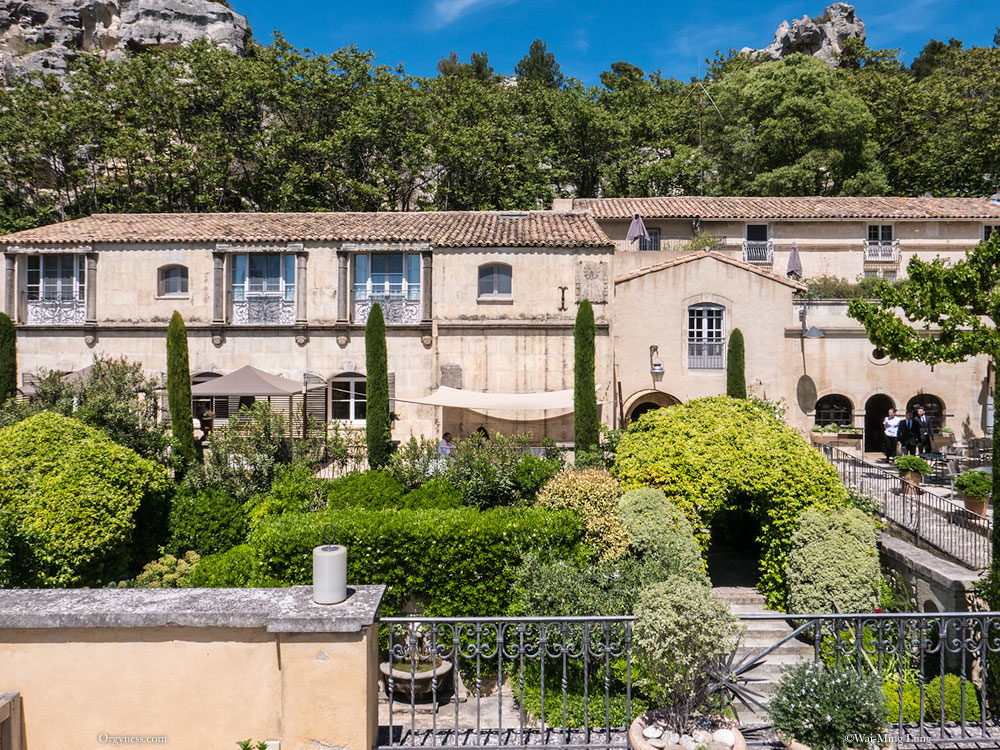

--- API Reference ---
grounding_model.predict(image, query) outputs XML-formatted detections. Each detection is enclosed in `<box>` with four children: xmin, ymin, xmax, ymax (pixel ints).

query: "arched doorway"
<box><xmin>814</xmin><ymin>393</ymin><xmax>853</xmax><ymax>428</ymax></box>
<box><xmin>907</xmin><ymin>394</ymin><xmax>944</xmax><ymax>430</ymax></box>
<box><xmin>624</xmin><ymin>390</ymin><xmax>681</xmax><ymax>425</ymax></box>
<box><xmin>864</xmin><ymin>394</ymin><xmax>895</xmax><ymax>452</ymax></box>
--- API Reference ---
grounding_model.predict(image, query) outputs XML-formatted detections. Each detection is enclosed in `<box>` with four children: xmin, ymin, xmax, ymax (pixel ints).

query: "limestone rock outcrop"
<box><xmin>742</xmin><ymin>3</ymin><xmax>866</xmax><ymax>67</ymax></box>
<box><xmin>0</xmin><ymin>0</ymin><xmax>248</xmax><ymax>81</ymax></box>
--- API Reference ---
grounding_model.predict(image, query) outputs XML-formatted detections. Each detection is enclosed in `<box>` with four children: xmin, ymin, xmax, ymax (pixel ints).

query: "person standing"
<box><xmin>897</xmin><ymin>410</ymin><xmax>919</xmax><ymax>455</ymax></box>
<box><xmin>915</xmin><ymin>405</ymin><xmax>933</xmax><ymax>455</ymax></box>
<box><xmin>882</xmin><ymin>407</ymin><xmax>901</xmax><ymax>462</ymax></box>
<box><xmin>437</xmin><ymin>432</ymin><xmax>456</xmax><ymax>458</ymax></box>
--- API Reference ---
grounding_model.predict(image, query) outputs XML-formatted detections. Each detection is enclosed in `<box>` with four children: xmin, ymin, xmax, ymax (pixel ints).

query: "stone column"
<box><xmin>337</xmin><ymin>251</ymin><xmax>349</xmax><ymax>323</ymax></box>
<box><xmin>421</xmin><ymin>251</ymin><xmax>433</xmax><ymax>323</ymax></box>
<box><xmin>212</xmin><ymin>251</ymin><xmax>226</xmax><ymax>324</ymax></box>
<box><xmin>85</xmin><ymin>253</ymin><xmax>97</xmax><ymax>323</ymax></box>
<box><xmin>295</xmin><ymin>249</ymin><xmax>308</xmax><ymax>325</ymax></box>
<box><xmin>3</xmin><ymin>253</ymin><xmax>14</xmax><ymax>319</ymax></box>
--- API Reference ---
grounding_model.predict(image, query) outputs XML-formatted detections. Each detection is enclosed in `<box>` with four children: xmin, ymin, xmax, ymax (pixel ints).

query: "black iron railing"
<box><xmin>820</xmin><ymin>444</ymin><xmax>991</xmax><ymax>569</ymax></box>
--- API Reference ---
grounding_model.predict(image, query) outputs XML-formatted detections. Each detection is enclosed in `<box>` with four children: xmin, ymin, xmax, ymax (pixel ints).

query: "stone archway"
<box><xmin>624</xmin><ymin>390</ymin><xmax>681</xmax><ymax>425</ymax></box>
<box><xmin>864</xmin><ymin>394</ymin><xmax>895</xmax><ymax>453</ymax></box>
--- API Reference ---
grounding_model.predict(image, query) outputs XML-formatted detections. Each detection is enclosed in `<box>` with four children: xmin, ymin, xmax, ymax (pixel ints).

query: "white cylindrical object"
<box><xmin>313</xmin><ymin>545</ymin><xmax>347</xmax><ymax>604</ymax></box>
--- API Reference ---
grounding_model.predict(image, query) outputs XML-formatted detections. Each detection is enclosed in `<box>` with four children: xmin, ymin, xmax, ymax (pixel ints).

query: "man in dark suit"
<box><xmin>915</xmin><ymin>405</ymin><xmax>933</xmax><ymax>455</ymax></box>
<box><xmin>897</xmin><ymin>410</ymin><xmax>919</xmax><ymax>455</ymax></box>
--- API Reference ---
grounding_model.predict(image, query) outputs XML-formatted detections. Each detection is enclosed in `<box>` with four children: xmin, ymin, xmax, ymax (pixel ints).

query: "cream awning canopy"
<box><xmin>399</xmin><ymin>386</ymin><xmax>575</xmax><ymax>412</ymax></box>
<box><xmin>190</xmin><ymin>365</ymin><xmax>301</xmax><ymax>397</ymax></box>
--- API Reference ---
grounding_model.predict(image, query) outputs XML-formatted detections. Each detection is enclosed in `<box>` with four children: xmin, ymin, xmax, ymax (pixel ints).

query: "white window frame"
<box><xmin>477</xmin><ymin>263</ymin><xmax>513</xmax><ymax>299</ymax></box>
<box><xmin>867</xmin><ymin>224</ymin><xmax>894</xmax><ymax>242</ymax></box>
<box><xmin>231</xmin><ymin>253</ymin><xmax>295</xmax><ymax>303</ymax></box>
<box><xmin>26</xmin><ymin>255</ymin><xmax>85</xmax><ymax>302</ymax></box>
<box><xmin>157</xmin><ymin>265</ymin><xmax>189</xmax><ymax>298</ymax></box>
<box><xmin>353</xmin><ymin>253</ymin><xmax>421</xmax><ymax>303</ymax></box>
<box><xmin>330</xmin><ymin>374</ymin><xmax>366</xmax><ymax>425</ymax></box>
<box><xmin>687</xmin><ymin>304</ymin><xmax>726</xmax><ymax>370</ymax></box>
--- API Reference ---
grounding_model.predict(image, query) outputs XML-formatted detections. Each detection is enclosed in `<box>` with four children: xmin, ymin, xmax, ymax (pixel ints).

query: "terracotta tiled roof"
<box><xmin>575</xmin><ymin>196</ymin><xmax>1000</xmax><ymax>220</ymax></box>
<box><xmin>0</xmin><ymin>211</ymin><xmax>613</xmax><ymax>248</ymax></box>
<box><xmin>615</xmin><ymin>250</ymin><xmax>808</xmax><ymax>290</ymax></box>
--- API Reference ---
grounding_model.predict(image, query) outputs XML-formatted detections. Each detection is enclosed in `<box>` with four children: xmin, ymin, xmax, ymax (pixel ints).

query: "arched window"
<box><xmin>330</xmin><ymin>373</ymin><xmax>366</xmax><ymax>423</ymax></box>
<box><xmin>687</xmin><ymin>304</ymin><xmax>725</xmax><ymax>369</ymax></box>
<box><xmin>158</xmin><ymin>265</ymin><xmax>189</xmax><ymax>297</ymax></box>
<box><xmin>907</xmin><ymin>395</ymin><xmax>944</xmax><ymax>430</ymax></box>
<box><xmin>815</xmin><ymin>394</ymin><xmax>853</xmax><ymax>427</ymax></box>
<box><xmin>478</xmin><ymin>263</ymin><xmax>512</xmax><ymax>299</ymax></box>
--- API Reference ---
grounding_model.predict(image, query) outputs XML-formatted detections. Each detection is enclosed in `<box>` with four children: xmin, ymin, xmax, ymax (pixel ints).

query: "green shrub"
<box><xmin>893</xmin><ymin>455</ymin><xmax>933</xmax><ymax>475</ymax></box>
<box><xmin>0</xmin><ymin>412</ymin><xmax>172</xmax><ymax>586</ymax></box>
<box><xmin>883</xmin><ymin>680</ymin><xmax>922</xmax><ymax>724</ymax></box>
<box><xmin>613</xmin><ymin>396</ymin><xmax>849</xmax><ymax>609</ymax></box>
<box><xmin>448</xmin><ymin>432</ymin><xmax>531</xmax><ymax>508</ymax></box>
<box><xmin>388</xmin><ymin>437</ymin><xmax>447</xmax><ymax>488</ymax></box>
<box><xmin>168</xmin><ymin>486</ymin><xmax>247</xmax><ymax>556</ymax></box>
<box><xmin>632</xmin><ymin>576</ymin><xmax>741</xmax><ymax>734</ymax></box>
<box><xmin>201</xmin><ymin>402</ymin><xmax>294</xmax><ymax>501</ymax></box>
<box><xmin>166</xmin><ymin>311</ymin><xmax>196</xmax><ymax>468</ymax></box>
<box><xmin>726</xmin><ymin>328</ymin><xmax>746</xmax><ymax>399</ymax></box>
<box><xmin>574</xmin><ymin>299</ymin><xmax>599</xmax><ymax>461</ymax></box>
<box><xmin>0</xmin><ymin>313</ymin><xmax>16</xmax><ymax>403</ymax></box>
<box><xmin>326</xmin><ymin>470</ymin><xmax>406</xmax><ymax>509</ymax></box>
<box><xmin>770</xmin><ymin>663</ymin><xmax>885</xmax><ymax>750</ymax></box>
<box><xmin>399</xmin><ymin>478</ymin><xmax>464</xmax><ymax>509</ymax></box>
<box><xmin>513</xmin><ymin>554</ymin><xmax>650</xmax><ymax>617</ymax></box>
<box><xmin>245</xmin><ymin>461</ymin><xmax>330</xmax><ymax>528</ymax></box>
<box><xmin>785</xmin><ymin>508</ymin><xmax>880</xmax><ymax>614</ymax></box>
<box><xmin>184</xmin><ymin>544</ymin><xmax>260</xmax><ymax>588</ymax></box>
<box><xmin>513</xmin><ymin>454</ymin><xmax>563</xmax><ymax>500</ymax></box>
<box><xmin>536</xmin><ymin>469</ymin><xmax>627</xmax><ymax>560</ymax></box>
<box><xmin>130</xmin><ymin>551</ymin><xmax>200</xmax><ymax>588</ymax></box>
<box><xmin>955</xmin><ymin>469</ymin><xmax>992</xmax><ymax>499</ymax></box>
<box><xmin>249</xmin><ymin>506</ymin><xmax>585</xmax><ymax>616</ymax></box>
<box><xmin>926</xmin><ymin>674</ymin><xmax>981</xmax><ymax>723</ymax></box>
<box><xmin>617</xmin><ymin>487</ymin><xmax>707</xmax><ymax>585</ymax></box>
<box><xmin>365</xmin><ymin>304</ymin><xmax>391</xmax><ymax>469</ymax></box>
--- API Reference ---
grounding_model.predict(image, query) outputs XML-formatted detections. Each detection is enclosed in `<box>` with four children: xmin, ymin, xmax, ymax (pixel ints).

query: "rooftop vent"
<box><xmin>497</xmin><ymin>212</ymin><xmax>530</xmax><ymax>220</ymax></box>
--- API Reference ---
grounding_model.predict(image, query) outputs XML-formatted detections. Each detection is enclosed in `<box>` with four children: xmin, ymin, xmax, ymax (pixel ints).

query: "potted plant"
<box><xmin>628</xmin><ymin>576</ymin><xmax>751</xmax><ymax>750</ymax></box>
<box><xmin>810</xmin><ymin>424</ymin><xmax>838</xmax><ymax>446</ymax></box>
<box><xmin>893</xmin><ymin>455</ymin><xmax>932</xmax><ymax>488</ymax></box>
<box><xmin>769</xmin><ymin>662</ymin><xmax>889</xmax><ymax>750</ymax></box>
<box><xmin>955</xmin><ymin>469</ymin><xmax>992</xmax><ymax>516</ymax></box>
<box><xmin>200</xmin><ymin>409</ymin><xmax>215</xmax><ymax>432</ymax></box>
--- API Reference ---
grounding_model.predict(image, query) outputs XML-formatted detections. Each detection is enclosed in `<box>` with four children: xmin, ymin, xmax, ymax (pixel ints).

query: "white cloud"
<box><xmin>429</xmin><ymin>0</ymin><xmax>519</xmax><ymax>27</ymax></box>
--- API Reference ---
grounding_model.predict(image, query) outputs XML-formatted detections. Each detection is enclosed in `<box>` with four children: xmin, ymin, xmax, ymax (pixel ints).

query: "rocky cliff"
<box><xmin>0</xmin><ymin>0</ymin><xmax>248</xmax><ymax>81</ymax></box>
<box><xmin>742</xmin><ymin>3</ymin><xmax>866</xmax><ymax>67</ymax></box>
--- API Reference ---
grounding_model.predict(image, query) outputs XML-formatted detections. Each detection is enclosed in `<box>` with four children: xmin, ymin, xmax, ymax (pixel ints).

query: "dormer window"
<box><xmin>478</xmin><ymin>263</ymin><xmax>512</xmax><ymax>299</ymax></box>
<box><xmin>158</xmin><ymin>265</ymin><xmax>189</xmax><ymax>297</ymax></box>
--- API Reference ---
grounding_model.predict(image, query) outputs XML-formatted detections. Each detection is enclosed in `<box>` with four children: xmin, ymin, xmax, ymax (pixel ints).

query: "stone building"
<box><xmin>2</xmin><ymin>196</ymin><xmax>999</xmax><ymax>447</ymax></box>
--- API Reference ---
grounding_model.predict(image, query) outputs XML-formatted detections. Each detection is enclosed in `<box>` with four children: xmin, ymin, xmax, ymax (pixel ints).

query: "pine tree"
<box><xmin>0</xmin><ymin>313</ymin><xmax>16</xmax><ymax>403</ymax></box>
<box><xmin>574</xmin><ymin>299</ymin><xmax>599</xmax><ymax>461</ymax></box>
<box><xmin>727</xmin><ymin>328</ymin><xmax>746</xmax><ymax>399</ymax></box>
<box><xmin>166</xmin><ymin>311</ymin><xmax>196</xmax><ymax>468</ymax></box>
<box><xmin>365</xmin><ymin>303</ymin><xmax>391</xmax><ymax>469</ymax></box>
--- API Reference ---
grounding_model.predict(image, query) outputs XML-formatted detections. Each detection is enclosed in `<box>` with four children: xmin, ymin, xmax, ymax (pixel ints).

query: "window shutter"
<box><xmin>388</xmin><ymin>372</ymin><xmax>396</xmax><ymax>414</ymax></box>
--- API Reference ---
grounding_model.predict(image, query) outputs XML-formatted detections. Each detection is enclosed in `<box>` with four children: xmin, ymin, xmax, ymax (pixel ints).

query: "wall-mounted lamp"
<box><xmin>649</xmin><ymin>345</ymin><xmax>665</xmax><ymax>374</ymax></box>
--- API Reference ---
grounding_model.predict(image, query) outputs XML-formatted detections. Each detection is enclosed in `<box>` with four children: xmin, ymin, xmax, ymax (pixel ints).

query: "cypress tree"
<box><xmin>574</xmin><ymin>299</ymin><xmax>599</xmax><ymax>460</ymax></box>
<box><xmin>0</xmin><ymin>313</ymin><xmax>16</xmax><ymax>403</ymax></box>
<box><xmin>727</xmin><ymin>328</ymin><xmax>746</xmax><ymax>399</ymax></box>
<box><xmin>365</xmin><ymin>303</ymin><xmax>391</xmax><ymax>469</ymax></box>
<box><xmin>166</xmin><ymin>311</ymin><xmax>196</xmax><ymax>468</ymax></box>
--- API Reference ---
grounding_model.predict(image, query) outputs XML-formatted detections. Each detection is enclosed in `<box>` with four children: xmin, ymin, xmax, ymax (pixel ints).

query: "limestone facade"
<box><xmin>2</xmin><ymin>197</ymin><xmax>998</xmax><ymax>445</ymax></box>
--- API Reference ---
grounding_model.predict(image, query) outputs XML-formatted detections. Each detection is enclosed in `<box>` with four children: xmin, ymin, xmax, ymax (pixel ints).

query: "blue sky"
<box><xmin>234</xmin><ymin>1</ymin><xmax>998</xmax><ymax>83</ymax></box>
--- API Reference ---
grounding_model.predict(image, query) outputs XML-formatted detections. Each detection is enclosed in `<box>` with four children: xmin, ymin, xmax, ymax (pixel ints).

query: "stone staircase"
<box><xmin>713</xmin><ymin>587</ymin><xmax>815</xmax><ymax>724</ymax></box>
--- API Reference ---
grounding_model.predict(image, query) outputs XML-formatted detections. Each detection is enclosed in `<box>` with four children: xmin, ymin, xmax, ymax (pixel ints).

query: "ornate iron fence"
<box><xmin>378</xmin><ymin>612</ymin><xmax>1000</xmax><ymax>749</ymax></box>
<box><xmin>820</xmin><ymin>444</ymin><xmax>991</xmax><ymax>569</ymax></box>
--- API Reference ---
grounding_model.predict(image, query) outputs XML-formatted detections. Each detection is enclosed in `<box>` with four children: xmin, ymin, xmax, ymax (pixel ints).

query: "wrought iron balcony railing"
<box><xmin>742</xmin><ymin>240</ymin><xmax>773</xmax><ymax>266</ymax></box>
<box><xmin>864</xmin><ymin>239</ymin><xmax>900</xmax><ymax>263</ymax></box>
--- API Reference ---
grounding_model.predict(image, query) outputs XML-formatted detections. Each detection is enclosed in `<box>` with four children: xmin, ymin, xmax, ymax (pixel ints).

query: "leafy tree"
<box><xmin>574</xmin><ymin>299</ymin><xmax>599</xmax><ymax>462</ymax></box>
<box><xmin>166</xmin><ymin>311</ymin><xmax>196</xmax><ymax>469</ymax></box>
<box><xmin>910</xmin><ymin>38</ymin><xmax>963</xmax><ymax>80</ymax></box>
<box><xmin>514</xmin><ymin>39</ymin><xmax>564</xmax><ymax>89</ymax></box>
<box><xmin>0</xmin><ymin>313</ymin><xmax>15</xmax><ymax>403</ymax></box>
<box><xmin>365</xmin><ymin>303</ymin><xmax>391</xmax><ymax>469</ymax></box>
<box><xmin>847</xmin><ymin>235</ymin><xmax>1000</xmax><ymax>695</ymax></box>
<box><xmin>726</xmin><ymin>328</ymin><xmax>746</xmax><ymax>399</ymax></box>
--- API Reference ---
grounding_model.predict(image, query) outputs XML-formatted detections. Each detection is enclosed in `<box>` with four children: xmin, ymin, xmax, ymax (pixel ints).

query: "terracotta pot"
<box><xmin>963</xmin><ymin>494</ymin><xmax>988</xmax><ymax>517</ymax></box>
<box><xmin>628</xmin><ymin>712</ymin><xmax>746</xmax><ymax>750</ymax></box>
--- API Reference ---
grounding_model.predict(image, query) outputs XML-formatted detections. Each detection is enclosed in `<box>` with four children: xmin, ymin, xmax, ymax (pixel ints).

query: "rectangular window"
<box><xmin>868</xmin><ymin>225</ymin><xmax>893</xmax><ymax>242</ymax></box>
<box><xmin>746</xmin><ymin>224</ymin><xmax>768</xmax><ymax>242</ymax></box>
<box><xmin>478</xmin><ymin>264</ymin><xmax>512</xmax><ymax>298</ymax></box>
<box><xmin>353</xmin><ymin>253</ymin><xmax>420</xmax><ymax>302</ymax></box>
<box><xmin>638</xmin><ymin>228</ymin><xmax>660</xmax><ymax>252</ymax></box>
<box><xmin>231</xmin><ymin>253</ymin><xmax>293</xmax><ymax>301</ymax></box>
<box><xmin>687</xmin><ymin>305</ymin><xmax>726</xmax><ymax>370</ymax></box>
<box><xmin>986</xmin><ymin>226</ymin><xmax>999</xmax><ymax>242</ymax></box>
<box><xmin>26</xmin><ymin>255</ymin><xmax>85</xmax><ymax>302</ymax></box>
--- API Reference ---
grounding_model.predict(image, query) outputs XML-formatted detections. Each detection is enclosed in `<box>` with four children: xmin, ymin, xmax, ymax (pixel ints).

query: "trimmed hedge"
<box><xmin>613</xmin><ymin>396</ymin><xmax>849</xmax><ymax>609</ymax></box>
<box><xmin>536</xmin><ymin>469</ymin><xmax>627</xmax><ymax>560</ymax></box>
<box><xmin>785</xmin><ymin>508</ymin><xmax>880</xmax><ymax>614</ymax></box>
<box><xmin>248</xmin><ymin>507</ymin><xmax>585</xmax><ymax>616</ymax></box>
<box><xmin>0</xmin><ymin>411</ymin><xmax>172</xmax><ymax>586</ymax></box>
<box><xmin>168</xmin><ymin>486</ymin><xmax>247</xmax><ymax>556</ymax></box>
<box><xmin>618</xmin><ymin>488</ymin><xmax>706</xmax><ymax>585</ymax></box>
<box><xmin>326</xmin><ymin>470</ymin><xmax>406</xmax><ymax>509</ymax></box>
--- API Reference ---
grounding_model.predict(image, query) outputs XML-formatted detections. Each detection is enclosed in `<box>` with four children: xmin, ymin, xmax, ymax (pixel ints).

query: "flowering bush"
<box><xmin>770</xmin><ymin>662</ymin><xmax>884</xmax><ymax>750</ymax></box>
<box><xmin>536</xmin><ymin>469</ymin><xmax>627</xmax><ymax>560</ymax></box>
